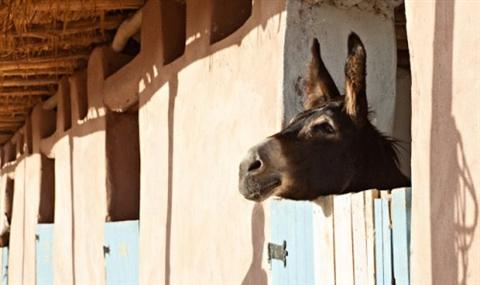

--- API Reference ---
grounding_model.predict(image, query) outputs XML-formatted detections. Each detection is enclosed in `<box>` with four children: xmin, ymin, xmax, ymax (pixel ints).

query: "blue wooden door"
<box><xmin>1</xmin><ymin>247</ymin><xmax>8</xmax><ymax>285</ymax></box>
<box><xmin>270</xmin><ymin>200</ymin><xmax>315</xmax><ymax>285</ymax></box>
<box><xmin>104</xmin><ymin>220</ymin><xmax>139</xmax><ymax>285</ymax></box>
<box><xmin>36</xmin><ymin>224</ymin><xmax>54</xmax><ymax>285</ymax></box>
<box><xmin>391</xmin><ymin>188</ymin><xmax>412</xmax><ymax>285</ymax></box>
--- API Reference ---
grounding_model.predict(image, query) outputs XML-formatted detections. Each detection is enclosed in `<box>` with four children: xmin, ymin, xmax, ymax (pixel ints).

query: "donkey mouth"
<box><xmin>240</xmin><ymin>176</ymin><xmax>281</xmax><ymax>202</ymax></box>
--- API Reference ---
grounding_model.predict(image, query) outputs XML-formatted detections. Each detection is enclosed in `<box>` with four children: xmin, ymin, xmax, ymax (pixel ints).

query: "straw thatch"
<box><xmin>0</xmin><ymin>0</ymin><xmax>144</xmax><ymax>143</ymax></box>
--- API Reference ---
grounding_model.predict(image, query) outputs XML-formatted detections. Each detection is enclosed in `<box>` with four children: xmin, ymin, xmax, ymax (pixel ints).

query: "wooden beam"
<box><xmin>1</xmin><ymin>78</ymin><xmax>59</xmax><ymax>87</ymax></box>
<box><xmin>43</xmin><ymin>95</ymin><xmax>58</xmax><ymax>110</ymax></box>
<box><xmin>3</xmin><ymin>34</ymin><xmax>111</xmax><ymax>55</ymax></box>
<box><xmin>0</xmin><ymin>123</ymin><xmax>23</xmax><ymax>129</ymax></box>
<box><xmin>0</xmin><ymin>106</ymin><xmax>32</xmax><ymax>113</ymax></box>
<box><xmin>0</xmin><ymin>98</ymin><xmax>43</xmax><ymax>105</ymax></box>
<box><xmin>1</xmin><ymin>68</ymin><xmax>74</xmax><ymax>77</ymax></box>
<box><xmin>6</xmin><ymin>15</ymin><xmax>123</xmax><ymax>40</ymax></box>
<box><xmin>0</xmin><ymin>89</ymin><xmax>52</xmax><ymax>97</ymax></box>
<box><xmin>0</xmin><ymin>53</ymin><xmax>89</xmax><ymax>71</ymax></box>
<box><xmin>0</xmin><ymin>0</ymin><xmax>144</xmax><ymax>16</ymax></box>
<box><xmin>0</xmin><ymin>117</ymin><xmax>26</xmax><ymax>123</ymax></box>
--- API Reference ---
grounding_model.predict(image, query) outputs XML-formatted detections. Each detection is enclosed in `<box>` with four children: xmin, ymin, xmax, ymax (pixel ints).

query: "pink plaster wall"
<box><xmin>133</xmin><ymin>0</ymin><xmax>286</xmax><ymax>284</ymax></box>
<box><xmin>406</xmin><ymin>2</ymin><xmax>480</xmax><ymax>284</ymax></box>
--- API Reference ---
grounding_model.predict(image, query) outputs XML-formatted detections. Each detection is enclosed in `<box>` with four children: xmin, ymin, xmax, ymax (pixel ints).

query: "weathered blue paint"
<box><xmin>36</xmin><ymin>224</ymin><xmax>54</xmax><ymax>285</ymax></box>
<box><xmin>270</xmin><ymin>200</ymin><xmax>314</xmax><ymax>285</ymax></box>
<box><xmin>104</xmin><ymin>220</ymin><xmax>139</xmax><ymax>285</ymax></box>
<box><xmin>2</xmin><ymin>247</ymin><xmax>8</xmax><ymax>285</ymax></box>
<box><xmin>374</xmin><ymin>199</ymin><xmax>384</xmax><ymax>285</ymax></box>
<box><xmin>392</xmin><ymin>188</ymin><xmax>412</xmax><ymax>285</ymax></box>
<box><xmin>382</xmin><ymin>199</ymin><xmax>393</xmax><ymax>285</ymax></box>
<box><xmin>375</xmin><ymin>198</ymin><xmax>395</xmax><ymax>285</ymax></box>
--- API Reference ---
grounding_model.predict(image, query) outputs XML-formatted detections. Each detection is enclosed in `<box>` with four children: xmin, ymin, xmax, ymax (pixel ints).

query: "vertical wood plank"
<box><xmin>334</xmin><ymin>193</ymin><xmax>354</xmax><ymax>285</ymax></box>
<box><xmin>382</xmin><ymin>199</ymin><xmax>393</xmax><ymax>285</ymax></box>
<box><xmin>104</xmin><ymin>220</ymin><xmax>139</xmax><ymax>285</ymax></box>
<box><xmin>36</xmin><ymin>224</ymin><xmax>54</xmax><ymax>285</ymax></box>
<box><xmin>352</xmin><ymin>192</ymin><xmax>368</xmax><ymax>285</ymax></box>
<box><xmin>270</xmin><ymin>200</ymin><xmax>288</xmax><ymax>285</ymax></box>
<box><xmin>286</xmin><ymin>202</ymin><xmax>297</xmax><ymax>285</ymax></box>
<box><xmin>374</xmin><ymin>199</ymin><xmax>384</xmax><ymax>285</ymax></box>
<box><xmin>270</xmin><ymin>200</ymin><xmax>315</xmax><ymax>285</ymax></box>
<box><xmin>365</xmin><ymin>190</ymin><xmax>379</xmax><ymax>285</ymax></box>
<box><xmin>2</xmin><ymin>247</ymin><xmax>8</xmax><ymax>285</ymax></box>
<box><xmin>294</xmin><ymin>202</ymin><xmax>314</xmax><ymax>284</ymax></box>
<box><xmin>312</xmin><ymin>196</ymin><xmax>335</xmax><ymax>285</ymax></box>
<box><xmin>392</xmin><ymin>188</ymin><xmax>412</xmax><ymax>285</ymax></box>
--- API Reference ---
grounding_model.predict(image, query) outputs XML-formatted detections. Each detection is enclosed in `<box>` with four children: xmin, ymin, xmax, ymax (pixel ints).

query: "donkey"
<box><xmin>239</xmin><ymin>33</ymin><xmax>410</xmax><ymax>201</ymax></box>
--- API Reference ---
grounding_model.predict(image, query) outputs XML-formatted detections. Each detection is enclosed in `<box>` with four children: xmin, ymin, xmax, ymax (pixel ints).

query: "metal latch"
<box><xmin>103</xmin><ymin>245</ymin><xmax>110</xmax><ymax>257</ymax></box>
<box><xmin>268</xmin><ymin>241</ymin><xmax>288</xmax><ymax>267</ymax></box>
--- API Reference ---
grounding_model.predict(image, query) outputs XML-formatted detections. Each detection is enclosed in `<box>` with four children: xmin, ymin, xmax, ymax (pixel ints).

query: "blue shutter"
<box><xmin>270</xmin><ymin>200</ymin><xmax>314</xmax><ymax>285</ymax></box>
<box><xmin>36</xmin><ymin>224</ymin><xmax>54</xmax><ymax>285</ymax></box>
<box><xmin>2</xmin><ymin>247</ymin><xmax>8</xmax><ymax>285</ymax></box>
<box><xmin>104</xmin><ymin>220</ymin><xmax>139</xmax><ymax>285</ymax></box>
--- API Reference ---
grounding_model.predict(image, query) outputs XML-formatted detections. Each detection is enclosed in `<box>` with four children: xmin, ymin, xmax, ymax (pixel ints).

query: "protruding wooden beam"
<box><xmin>43</xmin><ymin>94</ymin><xmax>58</xmax><ymax>110</ymax></box>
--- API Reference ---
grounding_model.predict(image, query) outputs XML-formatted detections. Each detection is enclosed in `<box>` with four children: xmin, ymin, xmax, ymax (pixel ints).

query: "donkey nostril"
<box><xmin>247</xmin><ymin>160</ymin><xmax>262</xmax><ymax>172</ymax></box>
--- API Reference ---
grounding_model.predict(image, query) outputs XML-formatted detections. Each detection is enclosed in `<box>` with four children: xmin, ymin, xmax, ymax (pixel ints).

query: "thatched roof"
<box><xmin>0</xmin><ymin>0</ymin><xmax>143</xmax><ymax>143</ymax></box>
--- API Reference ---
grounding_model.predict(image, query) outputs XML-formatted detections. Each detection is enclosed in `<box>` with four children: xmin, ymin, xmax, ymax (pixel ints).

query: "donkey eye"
<box><xmin>311</xmin><ymin>122</ymin><xmax>335</xmax><ymax>134</ymax></box>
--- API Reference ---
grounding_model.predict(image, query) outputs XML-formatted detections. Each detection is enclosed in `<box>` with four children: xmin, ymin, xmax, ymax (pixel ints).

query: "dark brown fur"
<box><xmin>239</xmin><ymin>33</ymin><xmax>410</xmax><ymax>201</ymax></box>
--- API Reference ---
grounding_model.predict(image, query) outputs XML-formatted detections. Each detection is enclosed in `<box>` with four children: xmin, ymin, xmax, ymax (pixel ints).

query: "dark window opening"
<box><xmin>121</xmin><ymin>38</ymin><xmax>141</xmax><ymax>57</ymax></box>
<box><xmin>38</xmin><ymin>156</ymin><xmax>55</xmax><ymax>224</ymax></box>
<box><xmin>393</xmin><ymin>4</ymin><xmax>412</xmax><ymax>178</ymax></box>
<box><xmin>0</xmin><ymin>178</ymin><xmax>14</xmax><ymax>247</ymax></box>
<box><xmin>210</xmin><ymin>0</ymin><xmax>252</xmax><ymax>44</ymax></box>
<box><xmin>40</xmin><ymin>109</ymin><xmax>57</xmax><ymax>139</ymax></box>
<box><xmin>75</xmin><ymin>74</ymin><xmax>89</xmax><ymax>121</ymax></box>
<box><xmin>5</xmin><ymin>143</ymin><xmax>16</xmax><ymax>163</ymax></box>
<box><xmin>161</xmin><ymin>0</ymin><xmax>186</xmax><ymax>64</ymax></box>
<box><xmin>105</xmin><ymin>111</ymin><xmax>140</xmax><ymax>222</ymax></box>
<box><xmin>25</xmin><ymin>119</ymin><xmax>33</xmax><ymax>155</ymax></box>
<box><xmin>63</xmin><ymin>88</ymin><xmax>72</xmax><ymax>131</ymax></box>
<box><xmin>17</xmin><ymin>134</ymin><xmax>24</xmax><ymax>156</ymax></box>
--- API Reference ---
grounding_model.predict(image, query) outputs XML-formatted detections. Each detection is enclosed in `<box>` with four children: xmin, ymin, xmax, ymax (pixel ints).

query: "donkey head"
<box><xmin>239</xmin><ymin>33</ymin><xmax>410</xmax><ymax>202</ymax></box>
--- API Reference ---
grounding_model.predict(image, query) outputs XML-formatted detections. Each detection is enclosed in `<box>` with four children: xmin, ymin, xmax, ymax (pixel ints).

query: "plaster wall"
<box><xmin>406</xmin><ymin>1</ymin><xmax>480</xmax><ymax>284</ymax></box>
<box><xmin>8</xmin><ymin>161</ymin><xmax>25</xmax><ymax>285</ymax></box>
<box><xmin>0</xmin><ymin>1</ymin><xmax>414</xmax><ymax>285</ymax></box>
<box><xmin>133</xmin><ymin>0</ymin><xmax>286</xmax><ymax>284</ymax></box>
<box><xmin>40</xmin><ymin>48</ymin><xmax>132</xmax><ymax>285</ymax></box>
<box><xmin>0</xmin><ymin>131</ymin><xmax>41</xmax><ymax>285</ymax></box>
<box><xmin>283</xmin><ymin>1</ymin><xmax>398</xmax><ymax>134</ymax></box>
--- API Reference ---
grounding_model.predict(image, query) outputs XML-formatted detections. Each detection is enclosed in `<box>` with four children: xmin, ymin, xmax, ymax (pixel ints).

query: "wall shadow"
<box><xmin>164</xmin><ymin>75</ymin><xmax>178</xmax><ymax>285</ymax></box>
<box><xmin>430</xmin><ymin>2</ymin><xmax>478</xmax><ymax>284</ymax></box>
<box><xmin>68</xmin><ymin>135</ymin><xmax>76</xmax><ymax>285</ymax></box>
<box><xmin>241</xmin><ymin>203</ymin><xmax>267</xmax><ymax>285</ymax></box>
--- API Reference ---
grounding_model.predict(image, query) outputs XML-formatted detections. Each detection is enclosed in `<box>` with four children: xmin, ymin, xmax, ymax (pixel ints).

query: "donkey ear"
<box><xmin>304</xmin><ymin>38</ymin><xmax>340</xmax><ymax>109</ymax></box>
<box><xmin>344</xmin><ymin>32</ymin><xmax>368</xmax><ymax>124</ymax></box>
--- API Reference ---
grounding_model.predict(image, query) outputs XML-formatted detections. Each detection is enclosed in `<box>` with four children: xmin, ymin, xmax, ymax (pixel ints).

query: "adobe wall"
<box><xmin>406</xmin><ymin>2</ymin><xmax>480</xmax><ymax>284</ymax></box>
<box><xmin>39</xmin><ymin>48</ymin><xmax>134</xmax><ymax>285</ymax></box>
<box><xmin>0</xmin><ymin>1</ymin><xmax>416</xmax><ymax>285</ymax></box>
<box><xmin>129</xmin><ymin>0</ymin><xmax>286</xmax><ymax>283</ymax></box>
